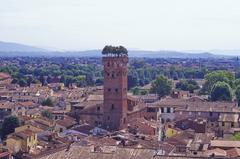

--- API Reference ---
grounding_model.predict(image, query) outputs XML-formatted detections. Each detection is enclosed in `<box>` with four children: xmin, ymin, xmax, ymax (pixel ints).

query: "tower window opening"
<box><xmin>97</xmin><ymin>106</ymin><xmax>100</xmax><ymax>111</ymax></box>
<box><xmin>115</xmin><ymin>88</ymin><xmax>118</xmax><ymax>92</ymax></box>
<box><xmin>111</xmin><ymin>104</ymin><xmax>115</xmax><ymax>110</ymax></box>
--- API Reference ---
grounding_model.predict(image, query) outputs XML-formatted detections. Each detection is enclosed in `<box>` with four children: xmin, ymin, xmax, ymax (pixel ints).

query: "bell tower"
<box><xmin>102</xmin><ymin>46</ymin><xmax>128</xmax><ymax>130</ymax></box>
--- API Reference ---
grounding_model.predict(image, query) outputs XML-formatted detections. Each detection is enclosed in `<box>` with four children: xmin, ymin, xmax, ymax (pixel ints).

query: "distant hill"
<box><xmin>0</xmin><ymin>41</ymin><xmax>47</xmax><ymax>52</ymax></box>
<box><xmin>128</xmin><ymin>50</ymin><xmax>219</xmax><ymax>58</ymax></box>
<box><xmin>0</xmin><ymin>41</ymin><xmax>233</xmax><ymax>58</ymax></box>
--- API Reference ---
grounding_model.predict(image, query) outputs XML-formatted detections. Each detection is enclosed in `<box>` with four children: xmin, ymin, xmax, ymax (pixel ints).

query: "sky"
<box><xmin>0</xmin><ymin>0</ymin><xmax>240</xmax><ymax>52</ymax></box>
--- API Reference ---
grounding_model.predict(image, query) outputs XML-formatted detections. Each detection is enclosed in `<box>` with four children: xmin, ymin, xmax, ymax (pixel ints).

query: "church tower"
<box><xmin>102</xmin><ymin>46</ymin><xmax>128</xmax><ymax>130</ymax></box>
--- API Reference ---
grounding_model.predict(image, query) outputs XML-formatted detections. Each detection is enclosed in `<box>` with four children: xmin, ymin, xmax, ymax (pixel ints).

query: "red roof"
<box><xmin>0</xmin><ymin>72</ymin><xmax>10</xmax><ymax>80</ymax></box>
<box><xmin>0</xmin><ymin>151</ymin><xmax>10</xmax><ymax>158</ymax></box>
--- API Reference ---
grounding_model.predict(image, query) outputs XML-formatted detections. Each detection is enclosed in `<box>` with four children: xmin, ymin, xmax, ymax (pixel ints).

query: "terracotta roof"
<box><xmin>218</xmin><ymin>113</ymin><xmax>239</xmax><ymax>122</ymax></box>
<box><xmin>0</xmin><ymin>151</ymin><xmax>10</xmax><ymax>158</ymax></box>
<box><xmin>73</xmin><ymin>124</ymin><xmax>95</xmax><ymax>135</ymax></box>
<box><xmin>39</xmin><ymin>144</ymin><xmax>164</xmax><ymax>159</ymax></box>
<box><xmin>211</xmin><ymin>140</ymin><xmax>240</xmax><ymax>148</ymax></box>
<box><xmin>127</xmin><ymin>95</ymin><xmax>139</xmax><ymax>102</ymax></box>
<box><xmin>26</xmin><ymin>120</ymin><xmax>50</xmax><ymax>131</ymax></box>
<box><xmin>226</xmin><ymin>148</ymin><xmax>240</xmax><ymax>157</ymax></box>
<box><xmin>0</xmin><ymin>72</ymin><xmax>10</xmax><ymax>80</ymax></box>
<box><xmin>56</xmin><ymin>116</ymin><xmax>77</xmax><ymax>128</ymax></box>
<box><xmin>204</xmin><ymin>148</ymin><xmax>227</xmax><ymax>157</ymax></box>
<box><xmin>75</xmin><ymin>101</ymin><xmax>103</xmax><ymax>109</ymax></box>
<box><xmin>141</xmin><ymin>83</ymin><xmax>152</xmax><ymax>90</ymax></box>
<box><xmin>0</xmin><ymin>101</ymin><xmax>14</xmax><ymax>109</ymax></box>
<box><xmin>87</xmin><ymin>95</ymin><xmax>103</xmax><ymax>101</ymax></box>
<box><xmin>151</xmin><ymin>97</ymin><xmax>237</xmax><ymax>113</ymax></box>
<box><xmin>18</xmin><ymin>101</ymin><xmax>35</xmax><ymax>107</ymax></box>
<box><xmin>13</xmin><ymin>129</ymin><xmax>36</xmax><ymax>139</ymax></box>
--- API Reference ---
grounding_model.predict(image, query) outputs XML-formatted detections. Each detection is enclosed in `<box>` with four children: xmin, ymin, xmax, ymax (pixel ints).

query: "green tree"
<box><xmin>176</xmin><ymin>79</ymin><xmax>199</xmax><ymax>93</ymax></box>
<box><xmin>210</xmin><ymin>81</ymin><xmax>232</xmax><ymax>101</ymax></box>
<box><xmin>150</xmin><ymin>75</ymin><xmax>172</xmax><ymax>99</ymax></box>
<box><xmin>128</xmin><ymin>74</ymin><xmax>138</xmax><ymax>89</ymax></box>
<box><xmin>41</xmin><ymin>98</ymin><xmax>54</xmax><ymax>107</ymax></box>
<box><xmin>201</xmin><ymin>71</ymin><xmax>234</xmax><ymax>94</ymax></box>
<box><xmin>1</xmin><ymin>116</ymin><xmax>20</xmax><ymax>139</ymax></box>
<box><xmin>95</xmin><ymin>78</ymin><xmax>103</xmax><ymax>86</ymax></box>
<box><xmin>102</xmin><ymin>45</ymin><xmax>128</xmax><ymax>56</ymax></box>
<box><xmin>132</xmin><ymin>87</ymin><xmax>140</xmax><ymax>95</ymax></box>
<box><xmin>234</xmin><ymin>79</ymin><xmax>240</xmax><ymax>88</ymax></box>
<box><xmin>41</xmin><ymin>110</ymin><xmax>53</xmax><ymax>119</ymax></box>
<box><xmin>235</xmin><ymin>86</ymin><xmax>240</xmax><ymax>106</ymax></box>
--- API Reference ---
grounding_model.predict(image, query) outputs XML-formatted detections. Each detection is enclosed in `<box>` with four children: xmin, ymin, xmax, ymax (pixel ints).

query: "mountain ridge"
<box><xmin>0</xmin><ymin>41</ymin><xmax>47</xmax><ymax>52</ymax></box>
<box><xmin>0</xmin><ymin>41</ymin><xmax>234</xmax><ymax>58</ymax></box>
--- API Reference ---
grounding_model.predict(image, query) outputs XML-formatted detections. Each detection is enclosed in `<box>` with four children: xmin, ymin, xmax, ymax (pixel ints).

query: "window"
<box><xmin>111</xmin><ymin>104</ymin><xmax>115</xmax><ymax>110</ymax></box>
<box><xmin>115</xmin><ymin>88</ymin><xmax>118</xmax><ymax>92</ymax></box>
<box><xmin>147</xmin><ymin>107</ymin><xmax>156</xmax><ymax>112</ymax></box>
<box><xmin>209</xmin><ymin>112</ymin><xmax>213</xmax><ymax>117</ymax></box>
<box><xmin>222</xmin><ymin>122</ymin><xmax>225</xmax><ymax>126</ymax></box>
<box><xmin>161</xmin><ymin>118</ymin><xmax>164</xmax><ymax>124</ymax></box>
<box><xmin>112</xmin><ymin>73</ymin><xmax>115</xmax><ymax>78</ymax></box>
<box><xmin>107</xmin><ymin>116</ymin><xmax>110</xmax><ymax>120</ymax></box>
<box><xmin>161</xmin><ymin>107</ymin><xmax>164</xmax><ymax>113</ymax></box>
<box><xmin>231</xmin><ymin>122</ymin><xmax>234</xmax><ymax>127</ymax></box>
<box><xmin>167</xmin><ymin>107</ymin><xmax>171</xmax><ymax>113</ymax></box>
<box><xmin>97</xmin><ymin>106</ymin><xmax>100</xmax><ymax>111</ymax></box>
<box><xmin>108</xmin><ymin>88</ymin><xmax>111</xmax><ymax>92</ymax></box>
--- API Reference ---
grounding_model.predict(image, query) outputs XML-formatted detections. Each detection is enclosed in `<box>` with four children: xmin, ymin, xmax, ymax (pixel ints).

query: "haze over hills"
<box><xmin>0</xmin><ymin>41</ymin><xmax>47</xmax><ymax>52</ymax></box>
<box><xmin>0</xmin><ymin>41</ymin><xmax>235</xmax><ymax>58</ymax></box>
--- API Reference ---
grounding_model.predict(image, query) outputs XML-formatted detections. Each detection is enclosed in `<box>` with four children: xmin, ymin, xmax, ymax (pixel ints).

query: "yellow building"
<box><xmin>165</xmin><ymin>126</ymin><xmax>179</xmax><ymax>138</ymax></box>
<box><xmin>15</xmin><ymin>124</ymin><xmax>43</xmax><ymax>133</ymax></box>
<box><xmin>6</xmin><ymin>129</ymin><xmax>37</xmax><ymax>154</ymax></box>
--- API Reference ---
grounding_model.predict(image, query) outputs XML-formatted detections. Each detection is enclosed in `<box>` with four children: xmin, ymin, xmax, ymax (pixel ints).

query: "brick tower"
<box><xmin>102</xmin><ymin>52</ymin><xmax>128</xmax><ymax>130</ymax></box>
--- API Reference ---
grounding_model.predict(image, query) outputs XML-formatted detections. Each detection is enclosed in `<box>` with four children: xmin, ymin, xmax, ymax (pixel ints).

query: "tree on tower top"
<box><xmin>102</xmin><ymin>45</ymin><xmax>128</xmax><ymax>57</ymax></box>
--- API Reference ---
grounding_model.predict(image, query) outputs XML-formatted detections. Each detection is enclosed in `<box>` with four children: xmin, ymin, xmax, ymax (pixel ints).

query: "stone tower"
<box><xmin>102</xmin><ymin>54</ymin><xmax>128</xmax><ymax>130</ymax></box>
